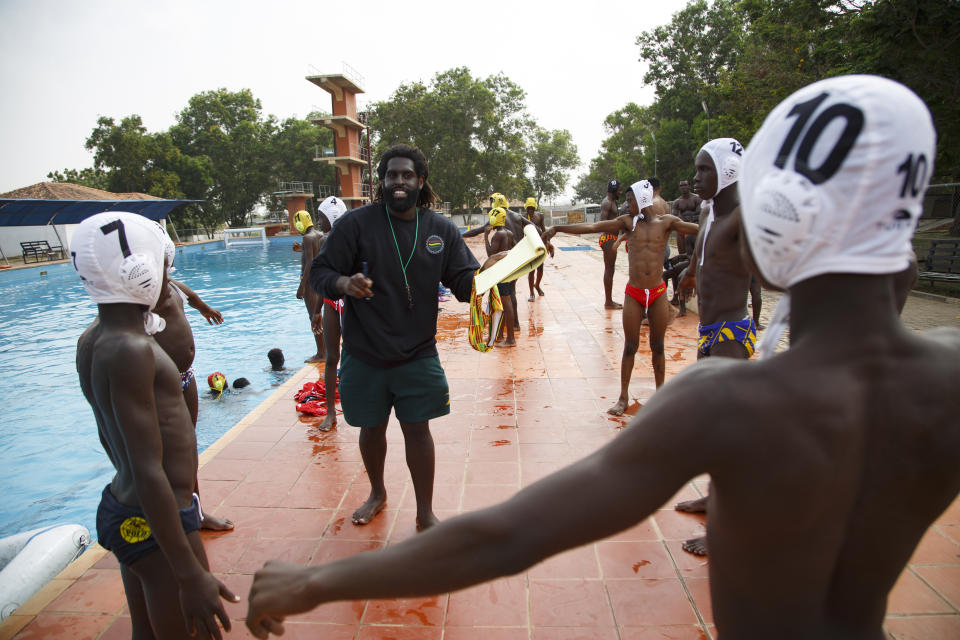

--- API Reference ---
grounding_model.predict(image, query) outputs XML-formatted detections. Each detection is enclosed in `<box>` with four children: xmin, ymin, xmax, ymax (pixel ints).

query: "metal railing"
<box><xmin>315</xmin><ymin>143</ymin><xmax>367</xmax><ymax>161</ymax></box>
<box><xmin>276</xmin><ymin>181</ymin><xmax>313</xmax><ymax>195</ymax></box>
<box><xmin>341</xmin><ymin>61</ymin><xmax>365</xmax><ymax>89</ymax></box>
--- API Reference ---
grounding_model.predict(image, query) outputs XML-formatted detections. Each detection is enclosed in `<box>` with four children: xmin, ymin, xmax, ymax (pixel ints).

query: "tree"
<box><xmin>46</xmin><ymin>167</ymin><xmax>109</xmax><ymax>191</ymax></box>
<box><xmin>267</xmin><ymin>115</ymin><xmax>336</xmax><ymax>211</ymax></box>
<box><xmin>527</xmin><ymin>127</ymin><xmax>579</xmax><ymax>204</ymax></box>
<box><xmin>371</xmin><ymin>67</ymin><xmax>533</xmax><ymax>211</ymax></box>
<box><xmin>170</xmin><ymin>89</ymin><xmax>276</xmax><ymax>228</ymax></box>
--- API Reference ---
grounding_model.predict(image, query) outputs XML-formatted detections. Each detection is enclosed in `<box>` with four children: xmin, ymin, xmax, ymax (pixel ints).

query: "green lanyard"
<box><xmin>385</xmin><ymin>205</ymin><xmax>418</xmax><ymax>310</ymax></box>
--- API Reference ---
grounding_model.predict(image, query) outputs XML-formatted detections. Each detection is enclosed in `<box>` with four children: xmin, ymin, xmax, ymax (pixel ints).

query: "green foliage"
<box><xmin>170</xmin><ymin>89</ymin><xmax>276</xmax><ymax>229</ymax></box>
<box><xmin>579</xmin><ymin>0</ymin><xmax>960</xmax><ymax>207</ymax></box>
<box><xmin>268</xmin><ymin>116</ymin><xmax>336</xmax><ymax>210</ymax></box>
<box><xmin>370</xmin><ymin>67</ymin><xmax>535</xmax><ymax>210</ymax></box>
<box><xmin>527</xmin><ymin>127</ymin><xmax>579</xmax><ymax>203</ymax></box>
<box><xmin>46</xmin><ymin>167</ymin><xmax>109</xmax><ymax>191</ymax></box>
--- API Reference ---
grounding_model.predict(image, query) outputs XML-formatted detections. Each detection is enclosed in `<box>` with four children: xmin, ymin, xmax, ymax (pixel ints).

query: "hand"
<box><xmin>311</xmin><ymin>312</ymin><xmax>323</xmax><ymax>335</ymax></box>
<box><xmin>178</xmin><ymin>571</ymin><xmax>239</xmax><ymax>640</ymax></box>
<box><xmin>339</xmin><ymin>273</ymin><xmax>374</xmax><ymax>299</ymax></box>
<box><xmin>292</xmin><ymin>241</ymin><xmax>302</xmax><ymax>252</ymax></box>
<box><xmin>541</xmin><ymin>228</ymin><xmax>557</xmax><ymax>244</ymax></box>
<box><xmin>200</xmin><ymin>306</ymin><xmax>224</xmax><ymax>325</ymax></box>
<box><xmin>246</xmin><ymin>561</ymin><xmax>319</xmax><ymax>639</ymax></box>
<box><xmin>480</xmin><ymin>251</ymin><xmax>509</xmax><ymax>272</ymax></box>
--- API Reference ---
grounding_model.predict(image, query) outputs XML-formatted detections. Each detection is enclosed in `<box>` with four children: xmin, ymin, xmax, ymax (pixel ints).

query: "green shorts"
<box><xmin>339</xmin><ymin>351</ymin><xmax>451</xmax><ymax>427</ymax></box>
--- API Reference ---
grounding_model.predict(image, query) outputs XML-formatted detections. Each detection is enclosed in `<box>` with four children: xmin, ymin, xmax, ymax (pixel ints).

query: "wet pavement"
<box><xmin>2</xmin><ymin>234</ymin><xmax>958</xmax><ymax>640</ymax></box>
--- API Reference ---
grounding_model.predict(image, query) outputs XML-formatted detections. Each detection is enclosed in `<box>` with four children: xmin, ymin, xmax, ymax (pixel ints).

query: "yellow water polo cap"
<box><xmin>489</xmin><ymin>207</ymin><xmax>507</xmax><ymax>228</ymax></box>
<box><xmin>208</xmin><ymin>372</ymin><xmax>226</xmax><ymax>396</ymax></box>
<box><xmin>490</xmin><ymin>192</ymin><xmax>509</xmax><ymax>209</ymax></box>
<box><xmin>293</xmin><ymin>210</ymin><xmax>313</xmax><ymax>234</ymax></box>
<box><xmin>525</xmin><ymin>197</ymin><xmax>537</xmax><ymax>210</ymax></box>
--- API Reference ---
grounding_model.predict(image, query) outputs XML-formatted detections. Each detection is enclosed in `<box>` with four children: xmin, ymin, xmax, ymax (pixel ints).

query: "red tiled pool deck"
<box><xmin>3</xmin><ymin>236</ymin><xmax>959</xmax><ymax>640</ymax></box>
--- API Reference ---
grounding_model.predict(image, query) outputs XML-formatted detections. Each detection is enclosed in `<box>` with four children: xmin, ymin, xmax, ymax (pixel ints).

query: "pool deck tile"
<box><xmin>3</xmin><ymin>235</ymin><xmax>960</xmax><ymax>639</ymax></box>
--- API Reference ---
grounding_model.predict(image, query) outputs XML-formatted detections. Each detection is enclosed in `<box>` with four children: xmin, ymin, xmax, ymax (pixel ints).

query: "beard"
<box><xmin>384</xmin><ymin>185</ymin><xmax>420</xmax><ymax>212</ymax></box>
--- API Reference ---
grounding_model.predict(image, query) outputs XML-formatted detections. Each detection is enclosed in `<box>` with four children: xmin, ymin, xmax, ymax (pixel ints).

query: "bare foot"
<box><xmin>536</xmin><ymin>286</ymin><xmax>544</xmax><ymax>296</ymax></box>
<box><xmin>607</xmin><ymin>397</ymin><xmax>629</xmax><ymax>416</ymax></box>
<box><xmin>317</xmin><ymin>413</ymin><xmax>337</xmax><ymax>432</ymax></box>
<box><xmin>416</xmin><ymin>513</ymin><xmax>440</xmax><ymax>532</ymax></box>
<box><xmin>501</xmin><ymin>338</ymin><xmax>517</xmax><ymax>347</ymax></box>
<box><xmin>305</xmin><ymin>352</ymin><xmax>325</xmax><ymax>363</ymax></box>
<box><xmin>352</xmin><ymin>494</ymin><xmax>387</xmax><ymax>525</ymax></box>
<box><xmin>528</xmin><ymin>294</ymin><xmax>535</xmax><ymax>302</ymax></box>
<box><xmin>201</xmin><ymin>513</ymin><xmax>234</xmax><ymax>531</ymax></box>
<box><xmin>605</xmin><ymin>301</ymin><xmax>623</xmax><ymax>310</ymax></box>
<box><xmin>756</xmin><ymin>322</ymin><xmax>765</xmax><ymax>330</ymax></box>
<box><xmin>675</xmin><ymin>496</ymin><xmax>708</xmax><ymax>513</ymax></box>
<box><xmin>682</xmin><ymin>536</ymin><xmax>708</xmax><ymax>556</ymax></box>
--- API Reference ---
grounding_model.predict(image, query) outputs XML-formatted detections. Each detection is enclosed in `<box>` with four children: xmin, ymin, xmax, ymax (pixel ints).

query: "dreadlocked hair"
<box><xmin>375</xmin><ymin>143</ymin><xmax>439</xmax><ymax>208</ymax></box>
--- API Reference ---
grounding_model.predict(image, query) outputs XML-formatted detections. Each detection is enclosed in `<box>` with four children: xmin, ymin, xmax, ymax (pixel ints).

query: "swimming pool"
<box><xmin>0</xmin><ymin>238</ymin><xmax>317</xmax><ymax>541</ymax></box>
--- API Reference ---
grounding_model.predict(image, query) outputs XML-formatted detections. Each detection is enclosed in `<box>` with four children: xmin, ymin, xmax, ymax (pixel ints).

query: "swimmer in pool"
<box><xmin>74</xmin><ymin>211</ymin><xmax>238</xmax><ymax>640</ymax></box>
<box><xmin>543</xmin><ymin>180</ymin><xmax>699</xmax><ymax>414</ymax></box>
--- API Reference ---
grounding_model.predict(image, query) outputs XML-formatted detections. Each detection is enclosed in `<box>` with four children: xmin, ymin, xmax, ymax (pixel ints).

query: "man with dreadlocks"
<box><xmin>310</xmin><ymin>144</ymin><xmax>504</xmax><ymax>531</ymax></box>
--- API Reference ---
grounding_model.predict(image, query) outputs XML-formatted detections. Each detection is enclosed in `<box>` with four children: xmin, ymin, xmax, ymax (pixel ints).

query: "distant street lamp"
<box><xmin>702</xmin><ymin>100</ymin><xmax>710</xmax><ymax>141</ymax></box>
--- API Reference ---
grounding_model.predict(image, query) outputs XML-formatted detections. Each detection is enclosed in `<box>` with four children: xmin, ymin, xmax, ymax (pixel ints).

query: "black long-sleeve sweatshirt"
<box><xmin>309</xmin><ymin>203</ymin><xmax>480</xmax><ymax>367</ymax></box>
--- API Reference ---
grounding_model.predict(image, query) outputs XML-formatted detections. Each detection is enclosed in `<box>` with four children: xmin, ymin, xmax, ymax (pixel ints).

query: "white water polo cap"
<box><xmin>318</xmin><ymin>196</ymin><xmax>348</xmax><ymax>227</ymax></box>
<box><xmin>700</xmin><ymin>138</ymin><xmax>743</xmax><ymax>196</ymax></box>
<box><xmin>741</xmin><ymin>75</ymin><xmax>935</xmax><ymax>290</ymax></box>
<box><xmin>72</xmin><ymin>212</ymin><xmax>168</xmax><ymax>332</ymax></box>
<box><xmin>629</xmin><ymin>180</ymin><xmax>654</xmax><ymax>227</ymax></box>
<box><xmin>159</xmin><ymin>224</ymin><xmax>176</xmax><ymax>274</ymax></box>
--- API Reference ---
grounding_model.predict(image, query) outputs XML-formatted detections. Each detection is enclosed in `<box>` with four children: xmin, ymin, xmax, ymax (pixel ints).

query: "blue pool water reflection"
<box><xmin>0</xmin><ymin>239</ymin><xmax>316</xmax><ymax>539</ymax></box>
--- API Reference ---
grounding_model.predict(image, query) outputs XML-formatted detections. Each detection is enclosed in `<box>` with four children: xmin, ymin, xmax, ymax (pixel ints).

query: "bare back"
<box><xmin>692</xmin><ymin>328</ymin><xmax>960</xmax><ymax>636</ymax></box>
<box><xmin>694</xmin><ymin>205</ymin><xmax>751</xmax><ymax>324</ymax></box>
<box><xmin>301</xmin><ymin>228</ymin><xmax>324</xmax><ymax>304</ymax></box>
<box><xmin>77</xmin><ymin>321</ymin><xmax>198</xmax><ymax>509</ymax></box>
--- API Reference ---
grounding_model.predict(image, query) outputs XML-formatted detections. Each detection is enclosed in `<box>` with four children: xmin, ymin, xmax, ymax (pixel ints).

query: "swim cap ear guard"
<box><xmin>490</xmin><ymin>193</ymin><xmax>509</xmax><ymax>209</ymax></box>
<box><xmin>294</xmin><ymin>210</ymin><xmax>313</xmax><ymax>235</ymax></box>
<box><xmin>71</xmin><ymin>212</ymin><xmax>168</xmax><ymax>334</ymax></box>
<box><xmin>207</xmin><ymin>372</ymin><xmax>227</xmax><ymax>397</ymax></box>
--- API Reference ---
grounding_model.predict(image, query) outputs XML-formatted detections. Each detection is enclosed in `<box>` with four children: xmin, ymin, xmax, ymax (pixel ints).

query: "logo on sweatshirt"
<box><xmin>425</xmin><ymin>235</ymin><xmax>444</xmax><ymax>254</ymax></box>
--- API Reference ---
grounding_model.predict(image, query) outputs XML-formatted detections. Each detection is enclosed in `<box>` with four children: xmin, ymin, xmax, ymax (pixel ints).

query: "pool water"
<box><xmin>0</xmin><ymin>239</ymin><xmax>317</xmax><ymax>540</ymax></box>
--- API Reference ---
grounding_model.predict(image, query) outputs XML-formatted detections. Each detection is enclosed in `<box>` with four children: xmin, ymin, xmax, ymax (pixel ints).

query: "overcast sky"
<box><xmin>0</xmin><ymin>0</ymin><xmax>690</xmax><ymax>203</ymax></box>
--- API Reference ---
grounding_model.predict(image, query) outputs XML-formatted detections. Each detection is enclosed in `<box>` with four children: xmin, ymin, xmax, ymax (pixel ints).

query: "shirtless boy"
<box><xmin>523</xmin><ymin>197</ymin><xmax>546</xmax><ymax>301</ymax></box>
<box><xmin>671</xmin><ymin>179</ymin><xmax>701</xmax><ymax>256</ymax></box>
<box><xmin>247</xmin><ymin>74</ymin><xmax>960</xmax><ymax>640</ymax></box>
<box><xmin>484</xmin><ymin>206</ymin><xmax>518</xmax><ymax>346</ymax></box>
<box><xmin>598</xmin><ymin>179</ymin><xmax>623</xmax><ymax>309</ymax></box>
<box><xmin>295</xmin><ymin>210</ymin><xmax>325</xmax><ymax>362</ymax></box>
<box><xmin>673</xmin><ymin>137</ymin><xmax>754</xmax><ymax>554</ymax></box>
<box><xmin>544</xmin><ymin>181</ymin><xmax>698</xmax><ymax>414</ymax></box>
<box><xmin>74</xmin><ymin>212</ymin><xmax>238</xmax><ymax>639</ymax></box>
<box><xmin>153</xmin><ymin>234</ymin><xmax>233</xmax><ymax>531</ymax></box>
<box><xmin>309</xmin><ymin>195</ymin><xmax>348</xmax><ymax>432</ymax></box>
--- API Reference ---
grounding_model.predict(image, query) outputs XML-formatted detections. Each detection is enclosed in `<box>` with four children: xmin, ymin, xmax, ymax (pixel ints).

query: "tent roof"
<box><xmin>0</xmin><ymin>199</ymin><xmax>197</xmax><ymax>226</ymax></box>
<box><xmin>0</xmin><ymin>182</ymin><xmax>198</xmax><ymax>226</ymax></box>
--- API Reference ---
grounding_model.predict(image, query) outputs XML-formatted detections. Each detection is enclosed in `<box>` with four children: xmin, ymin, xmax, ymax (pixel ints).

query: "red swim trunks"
<box><xmin>324</xmin><ymin>298</ymin><xmax>344</xmax><ymax>314</ymax></box>
<box><xmin>599</xmin><ymin>233</ymin><xmax>617</xmax><ymax>247</ymax></box>
<box><xmin>624</xmin><ymin>282</ymin><xmax>667</xmax><ymax>311</ymax></box>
